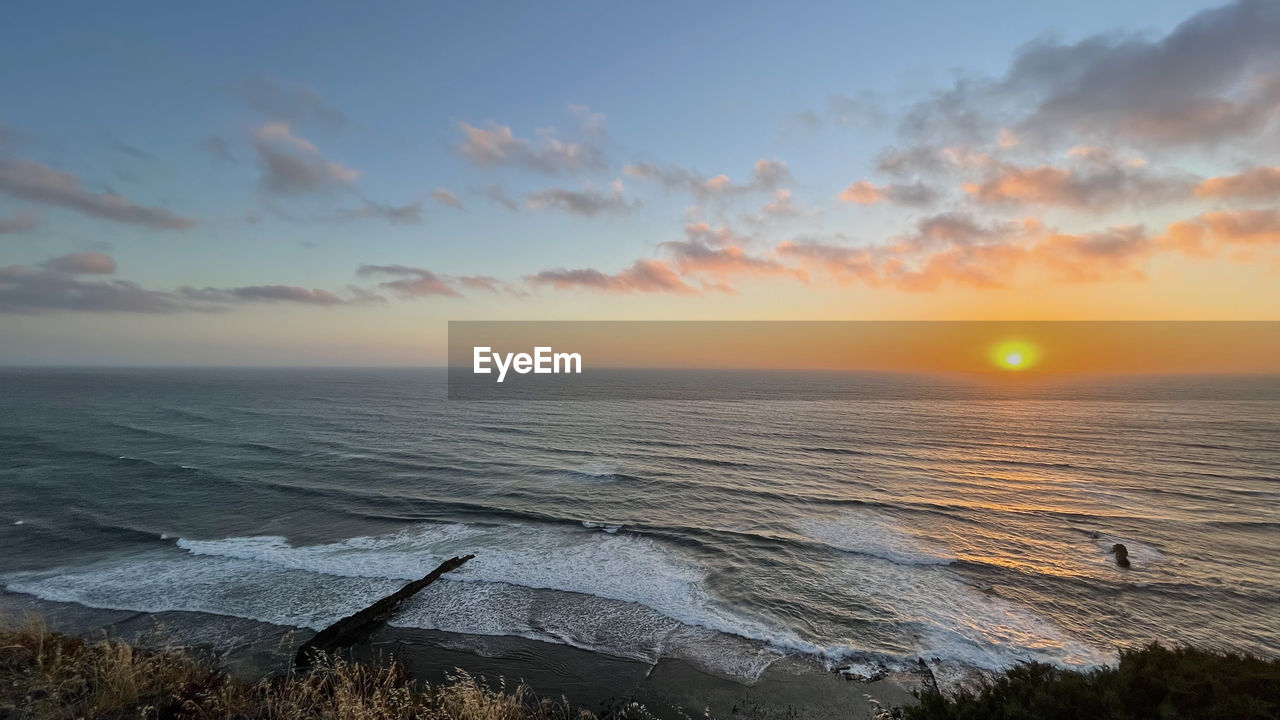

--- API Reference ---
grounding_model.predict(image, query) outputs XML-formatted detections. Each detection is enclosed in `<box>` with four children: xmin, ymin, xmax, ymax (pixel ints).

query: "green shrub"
<box><xmin>903</xmin><ymin>644</ymin><xmax>1280</xmax><ymax>720</ymax></box>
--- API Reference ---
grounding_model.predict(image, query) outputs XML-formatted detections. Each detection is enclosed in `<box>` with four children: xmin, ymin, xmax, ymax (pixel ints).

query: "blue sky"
<box><xmin>2</xmin><ymin>1</ymin><xmax>1278</xmax><ymax>364</ymax></box>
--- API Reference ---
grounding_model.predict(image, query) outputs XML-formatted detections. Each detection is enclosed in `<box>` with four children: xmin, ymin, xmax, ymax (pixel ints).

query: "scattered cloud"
<box><xmin>457</xmin><ymin>121</ymin><xmax>603</xmax><ymax>174</ymax></box>
<box><xmin>623</xmin><ymin>158</ymin><xmax>790</xmax><ymax>201</ymax></box>
<box><xmin>475</xmin><ymin>185</ymin><xmax>520</xmax><ymax>212</ymax></box>
<box><xmin>0</xmin><ymin>252</ymin><xmax>381</xmax><ymax>314</ymax></box>
<box><xmin>1194</xmin><ymin>166</ymin><xmax>1280</xmax><ymax>200</ymax></box>
<box><xmin>0</xmin><ymin>211</ymin><xmax>39</xmax><ymax>234</ymax></box>
<box><xmin>1161</xmin><ymin>208</ymin><xmax>1280</xmax><ymax>256</ymax></box>
<box><xmin>760</xmin><ymin>189</ymin><xmax>802</xmax><ymax>217</ymax></box>
<box><xmin>236</xmin><ymin>76</ymin><xmax>348</xmax><ymax>129</ymax></box>
<box><xmin>356</xmin><ymin>264</ymin><xmax>463</xmax><ymax>298</ymax></box>
<box><xmin>527</xmin><ymin>259</ymin><xmax>697</xmax><ymax>295</ymax></box>
<box><xmin>839</xmin><ymin>180</ymin><xmax>938</xmax><ymax>207</ymax></box>
<box><xmin>339</xmin><ymin>199</ymin><xmax>423</xmax><ymax>224</ymax></box>
<box><xmin>660</xmin><ymin>226</ymin><xmax>802</xmax><ymax>291</ymax></box>
<box><xmin>0</xmin><ymin>159</ymin><xmax>195</xmax><ymax>229</ymax></box>
<box><xmin>178</xmin><ymin>284</ymin><xmax>366</xmax><ymax>306</ymax></box>
<box><xmin>525</xmin><ymin>181</ymin><xmax>634</xmax><ymax>217</ymax></box>
<box><xmin>199</xmin><ymin>135</ymin><xmax>235</xmax><ymax>163</ymax></box>
<box><xmin>963</xmin><ymin>155</ymin><xmax>1195</xmax><ymax>209</ymax></box>
<box><xmin>0</xmin><ymin>263</ymin><xmax>187</xmax><ymax>314</ymax></box>
<box><xmin>41</xmin><ymin>252</ymin><xmax>117</xmax><ymax>275</ymax></box>
<box><xmin>902</xmin><ymin>0</ymin><xmax>1280</xmax><ymax>149</ymax></box>
<box><xmin>252</xmin><ymin>122</ymin><xmax>359</xmax><ymax>195</ymax></box>
<box><xmin>432</xmin><ymin>188</ymin><xmax>463</xmax><ymax>209</ymax></box>
<box><xmin>568</xmin><ymin>104</ymin><xmax>608</xmax><ymax>136</ymax></box>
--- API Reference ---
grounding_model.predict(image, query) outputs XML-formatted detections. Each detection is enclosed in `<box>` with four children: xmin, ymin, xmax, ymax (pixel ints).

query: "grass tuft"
<box><xmin>0</xmin><ymin>619</ymin><xmax>600</xmax><ymax>720</ymax></box>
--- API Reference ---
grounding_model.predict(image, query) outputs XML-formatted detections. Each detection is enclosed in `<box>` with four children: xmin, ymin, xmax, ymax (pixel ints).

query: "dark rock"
<box><xmin>1111</xmin><ymin>543</ymin><xmax>1131</xmax><ymax>568</ymax></box>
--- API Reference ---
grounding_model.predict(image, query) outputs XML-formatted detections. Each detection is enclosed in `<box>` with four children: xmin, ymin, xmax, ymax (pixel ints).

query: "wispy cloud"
<box><xmin>236</xmin><ymin>76</ymin><xmax>348</xmax><ymax>129</ymax></box>
<box><xmin>525</xmin><ymin>181</ymin><xmax>634</xmax><ymax>217</ymax></box>
<box><xmin>623</xmin><ymin>158</ymin><xmax>791</xmax><ymax>201</ymax></box>
<box><xmin>356</xmin><ymin>265</ymin><xmax>463</xmax><ymax>298</ymax></box>
<box><xmin>41</xmin><ymin>252</ymin><xmax>117</xmax><ymax>275</ymax></box>
<box><xmin>252</xmin><ymin>122</ymin><xmax>359</xmax><ymax>196</ymax></box>
<box><xmin>339</xmin><ymin>200</ymin><xmax>423</xmax><ymax>224</ymax></box>
<box><xmin>431</xmin><ymin>188</ymin><xmax>463</xmax><ymax>209</ymax></box>
<box><xmin>839</xmin><ymin>180</ymin><xmax>938</xmax><ymax>207</ymax></box>
<box><xmin>0</xmin><ymin>211</ymin><xmax>39</xmax><ymax>234</ymax></box>
<box><xmin>457</xmin><ymin>121</ymin><xmax>604</xmax><ymax>175</ymax></box>
<box><xmin>526</xmin><ymin>259</ymin><xmax>697</xmax><ymax>295</ymax></box>
<box><xmin>0</xmin><ymin>159</ymin><xmax>195</xmax><ymax>229</ymax></box>
<box><xmin>1194</xmin><ymin>166</ymin><xmax>1280</xmax><ymax>200</ymax></box>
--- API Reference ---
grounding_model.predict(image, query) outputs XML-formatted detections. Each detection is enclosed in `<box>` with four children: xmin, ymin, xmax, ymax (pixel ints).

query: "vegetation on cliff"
<box><xmin>900</xmin><ymin>644</ymin><xmax>1280</xmax><ymax>720</ymax></box>
<box><xmin>0</xmin><ymin>621</ymin><xmax>596</xmax><ymax>720</ymax></box>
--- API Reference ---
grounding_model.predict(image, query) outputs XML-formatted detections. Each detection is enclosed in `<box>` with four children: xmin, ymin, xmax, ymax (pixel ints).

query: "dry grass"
<box><xmin>0</xmin><ymin>620</ymin><xmax>603</xmax><ymax>720</ymax></box>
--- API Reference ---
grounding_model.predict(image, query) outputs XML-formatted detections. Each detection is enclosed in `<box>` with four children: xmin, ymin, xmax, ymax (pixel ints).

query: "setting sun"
<box><xmin>992</xmin><ymin>340</ymin><xmax>1039</xmax><ymax>371</ymax></box>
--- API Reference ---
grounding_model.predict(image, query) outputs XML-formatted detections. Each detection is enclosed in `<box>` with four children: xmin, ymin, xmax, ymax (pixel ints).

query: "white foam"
<box><xmin>4</xmin><ymin>519</ymin><xmax>1110</xmax><ymax>679</ymax></box>
<box><xmin>797</xmin><ymin>510</ymin><xmax>956</xmax><ymax>566</ymax></box>
<box><xmin>821</xmin><ymin>552</ymin><xmax>1112</xmax><ymax>670</ymax></box>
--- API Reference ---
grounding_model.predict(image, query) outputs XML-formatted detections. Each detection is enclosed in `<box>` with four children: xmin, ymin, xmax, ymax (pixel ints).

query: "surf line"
<box><xmin>473</xmin><ymin>346</ymin><xmax>583</xmax><ymax>383</ymax></box>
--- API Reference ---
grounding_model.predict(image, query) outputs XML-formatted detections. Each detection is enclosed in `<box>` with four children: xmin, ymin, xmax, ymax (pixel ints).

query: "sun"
<box><xmin>991</xmin><ymin>340</ymin><xmax>1039</xmax><ymax>371</ymax></box>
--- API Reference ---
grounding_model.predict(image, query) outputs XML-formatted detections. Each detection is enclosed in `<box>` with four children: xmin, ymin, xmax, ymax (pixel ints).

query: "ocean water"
<box><xmin>1</xmin><ymin>368</ymin><xmax>1278</xmax><ymax>681</ymax></box>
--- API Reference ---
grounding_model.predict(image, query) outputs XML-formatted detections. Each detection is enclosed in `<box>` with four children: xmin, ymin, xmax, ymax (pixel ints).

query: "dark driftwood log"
<box><xmin>294</xmin><ymin>554</ymin><xmax>474</xmax><ymax>668</ymax></box>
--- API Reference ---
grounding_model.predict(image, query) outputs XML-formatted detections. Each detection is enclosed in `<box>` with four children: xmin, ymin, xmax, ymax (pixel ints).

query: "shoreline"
<box><xmin>0</xmin><ymin>591</ymin><xmax>932</xmax><ymax>718</ymax></box>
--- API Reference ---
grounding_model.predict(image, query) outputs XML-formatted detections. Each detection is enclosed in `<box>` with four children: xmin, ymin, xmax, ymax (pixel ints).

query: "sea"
<box><xmin>1</xmin><ymin>368</ymin><xmax>1277</xmax><ymax>682</ymax></box>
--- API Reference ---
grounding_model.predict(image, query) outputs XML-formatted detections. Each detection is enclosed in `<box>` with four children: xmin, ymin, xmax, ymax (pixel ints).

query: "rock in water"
<box><xmin>1111</xmin><ymin>543</ymin><xmax>1131</xmax><ymax>568</ymax></box>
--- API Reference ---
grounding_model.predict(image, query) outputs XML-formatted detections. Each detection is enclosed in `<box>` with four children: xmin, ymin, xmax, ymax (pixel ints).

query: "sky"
<box><xmin>1</xmin><ymin>0</ymin><xmax>1279</xmax><ymax>365</ymax></box>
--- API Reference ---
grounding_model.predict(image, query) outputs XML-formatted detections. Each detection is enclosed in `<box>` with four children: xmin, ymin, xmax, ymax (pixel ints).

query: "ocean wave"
<box><xmin>796</xmin><ymin>510</ymin><xmax>957</xmax><ymax>566</ymax></box>
<box><xmin>3</xmin><ymin>519</ymin><xmax>1112</xmax><ymax>677</ymax></box>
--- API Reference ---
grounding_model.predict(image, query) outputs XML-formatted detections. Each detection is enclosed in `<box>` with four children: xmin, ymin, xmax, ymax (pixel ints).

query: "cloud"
<box><xmin>660</xmin><ymin>236</ymin><xmax>800</xmax><ymax>290</ymax></box>
<box><xmin>42</xmin><ymin>252</ymin><xmax>117</xmax><ymax>275</ymax></box>
<box><xmin>339</xmin><ymin>200</ymin><xmax>423</xmax><ymax>224</ymax></box>
<box><xmin>1029</xmin><ymin>226</ymin><xmax>1153</xmax><ymax>283</ymax></box>
<box><xmin>761</xmin><ymin>189</ymin><xmax>802</xmax><ymax>216</ymax></box>
<box><xmin>839</xmin><ymin>180</ymin><xmax>938</xmax><ymax>206</ymax></box>
<box><xmin>623</xmin><ymin>158</ymin><xmax>791</xmax><ymax>200</ymax></box>
<box><xmin>526</xmin><ymin>259</ymin><xmax>697</xmax><ymax>295</ymax></box>
<box><xmin>356</xmin><ymin>264</ymin><xmax>463</xmax><ymax>298</ymax></box>
<box><xmin>1194</xmin><ymin>166</ymin><xmax>1280</xmax><ymax>199</ymax></box>
<box><xmin>525</xmin><ymin>181</ymin><xmax>633</xmax><ymax>217</ymax></box>
<box><xmin>897</xmin><ymin>212</ymin><xmax>1028</xmax><ymax>250</ymax></box>
<box><xmin>0</xmin><ymin>159</ymin><xmax>195</xmax><ymax>229</ymax></box>
<box><xmin>457</xmin><ymin>121</ymin><xmax>603</xmax><ymax>174</ymax></box>
<box><xmin>252</xmin><ymin>122</ymin><xmax>359</xmax><ymax>195</ymax></box>
<box><xmin>1161</xmin><ymin>208</ymin><xmax>1280</xmax><ymax>256</ymax></box>
<box><xmin>568</xmin><ymin>104</ymin><xmax>608</xmax><ymax>136</ymax></box>
<box><xmin>432</xmin><ymin>188</ymin><xmax>463</xmax><ymax>209</ymax></box>
<box><xmin>0</xmin><ymin>211</ymin><xmax>39</xmax><ymax>234</ymax></box>
<box><xmin>178</xmin><ymin>285</ymin><xmax>362</xmax><ymax>306</ymax></box>
<box><xmin>112</xmin><ymin>141</ymin><xmax>149</xmax><ymax>161</ymax></box>
<box><xmin>963</xmin><ymin>156</ymin><xmax>1194</xmax><ymax>209</ymax></box>
<box><xmin>777</xmin><ymin>237</ymin><xmax>880</xmax><ymax>285</ymax></box>
<box><xmin>457</xmin><ymin>275</ymin><xmax>501</xmax><ymax>293</ymax></box>
<box><xmin>236</xmin><ymin>76</ymin><xmax>348</xmax><ymax>129</ymax></box>
<box><xmin>903</xmin><ymin>0</ymin><xmax>1280</xmax><ymax>148</ymax></box>
<box><xmin>0</xmin><ymin>264</ymin><xmax>188</xmax><ymax>314</ymax></box>
<box><xmin>200</xmin><ymin>135</ymin><xmax>235</xmax><ymax>163</ymax></box>
<box><xmin>475</xmin><ymin>184</ymin><xmax>520</xmax><ymax>212</ymax></box>
<box><xmin>0</xmin><ymin>255</ymin><xmax>385</xmax><ymax>314</ymax></box>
